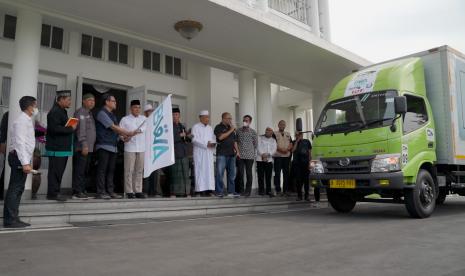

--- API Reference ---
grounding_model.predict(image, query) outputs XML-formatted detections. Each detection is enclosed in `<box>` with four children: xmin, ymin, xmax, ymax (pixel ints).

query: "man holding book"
<box><xmin>46</xmin><ymin>90</ymin><xmax>77</xmax><ymax>201</ymax></box>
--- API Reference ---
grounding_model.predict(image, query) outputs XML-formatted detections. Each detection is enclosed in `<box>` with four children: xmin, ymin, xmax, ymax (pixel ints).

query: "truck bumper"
<box><xmin>310</xmin><ymin>171</ymin><xmax>412</xmax><ymax>190</ymax></box>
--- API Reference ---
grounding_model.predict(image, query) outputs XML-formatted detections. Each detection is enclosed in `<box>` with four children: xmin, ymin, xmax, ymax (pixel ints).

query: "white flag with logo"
<box><xmin>144</xmin><ymin>94</ymin><xmax>174</xmax><ymax>177</ymax></box>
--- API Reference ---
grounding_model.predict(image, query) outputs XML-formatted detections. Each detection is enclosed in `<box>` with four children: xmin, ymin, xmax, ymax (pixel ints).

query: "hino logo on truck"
<box><xmin>338</xmin><ymin>158</ymin><xmax>351</xmax><ymax>167</ymax></box>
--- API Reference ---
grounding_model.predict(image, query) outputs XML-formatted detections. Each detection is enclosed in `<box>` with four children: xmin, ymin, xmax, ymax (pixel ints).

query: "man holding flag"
<box><xmin>120</xmin><ymin>100</ymin><xmax>146</xmax><ymax>199</ymax></box>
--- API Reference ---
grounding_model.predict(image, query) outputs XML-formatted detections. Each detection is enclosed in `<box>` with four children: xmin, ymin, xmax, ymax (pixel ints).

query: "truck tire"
<box><xmin>436</xmin><ymin>187</ymin><xmax>447</xmax><ymax>205</ymax></box>
<box><xmin>405</xmin><ymin>170</ymin><xmax>436</xmax><ymax>218</ymax></box>
<box><xmin>327</xmin><ymin>189</ymin><xmax>356</xmax><ymax>213</ymax></box>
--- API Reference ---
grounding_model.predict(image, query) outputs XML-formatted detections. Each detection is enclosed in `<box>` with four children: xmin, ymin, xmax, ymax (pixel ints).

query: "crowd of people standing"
<box><xmin>2</xmin><ymin>91</ymin><xmax>318</xmax><ymax>228</ymax></box>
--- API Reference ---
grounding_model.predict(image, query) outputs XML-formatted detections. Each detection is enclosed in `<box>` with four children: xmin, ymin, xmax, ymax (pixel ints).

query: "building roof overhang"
<box><xmin>5</xmin><ymin>0</ymin><xmax>371</xmax><ymax>93</ymax></box>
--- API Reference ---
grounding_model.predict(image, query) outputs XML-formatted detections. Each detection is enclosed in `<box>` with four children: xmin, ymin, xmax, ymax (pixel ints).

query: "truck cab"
<box><xmin>310</xmin><ymin>57</ymin><xmax>438</xmax><ymax>218</ymax></box>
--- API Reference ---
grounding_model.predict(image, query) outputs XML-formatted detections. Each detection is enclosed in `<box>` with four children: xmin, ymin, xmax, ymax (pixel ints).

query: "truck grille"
<box><xmin>322</xmin><ymin>156</ymin><xmax>375</xmax><ymax>174</ymax></box>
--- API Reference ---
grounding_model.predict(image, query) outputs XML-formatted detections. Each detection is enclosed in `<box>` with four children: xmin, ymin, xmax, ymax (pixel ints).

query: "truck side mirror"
<box><xmin>394</xmin><ymin>96</ymin><xmax>407</xmax><ymax>114</ymax></box>
<box><xmin>296</xmin><ymin>118</ymin><xmax>303</xmax><ymax>132</ymax></box>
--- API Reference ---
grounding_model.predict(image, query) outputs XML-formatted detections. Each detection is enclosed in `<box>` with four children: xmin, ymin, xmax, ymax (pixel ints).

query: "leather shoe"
<box><xmin>135</xmin><ymin>193</ymin><xmax>146</xmax><ymax>199</ymax></box>
<box><xmin>17</xmin><ymin>220</ymin><xmax>31</xmax><ymax>227</ymax></box>
<box><xmin>110</xmin><ymin>193</ymin><xmax>122</xmax><ymax>199</ymax></box>
<box><xmin>4</xmin><ymin>221</ymin><xmax>26</xmax><ymax>228</ymax></box>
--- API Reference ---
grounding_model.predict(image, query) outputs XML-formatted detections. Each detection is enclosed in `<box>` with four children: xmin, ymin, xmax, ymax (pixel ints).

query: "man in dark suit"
<box><xmin>46</xmin><ymin>90</ymin><xmax>76</xmax><ymax>201</ymax></box>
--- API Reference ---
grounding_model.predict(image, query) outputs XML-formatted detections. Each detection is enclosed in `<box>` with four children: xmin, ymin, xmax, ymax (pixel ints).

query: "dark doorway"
<box><xmin>82</xmin><ymin>83</ymin><xmax>127</xmax><ymax>194</ymax></box>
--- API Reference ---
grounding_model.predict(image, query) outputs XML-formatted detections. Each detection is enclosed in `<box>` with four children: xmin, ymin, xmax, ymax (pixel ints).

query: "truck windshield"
<box><xmin>315</xmin><ymin>90</ymin><xmax>397</xmax><ymax>136</ymax></box>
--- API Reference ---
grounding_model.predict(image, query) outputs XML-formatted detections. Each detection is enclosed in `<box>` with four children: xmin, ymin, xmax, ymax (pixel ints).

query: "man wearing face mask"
<box><xmin>46</xmin><ymin>90</ymin><xmax>77</xmax><ymax>201</ymax></box>
<box><xmin>3</xmin><ymin>96</ymin><xmax>37</xmax><ymax>228</ymax></box>
<box><xmin>235</xmin><ymin>115</ymin><xmax>258</xmax><ymax>196</ymax></box>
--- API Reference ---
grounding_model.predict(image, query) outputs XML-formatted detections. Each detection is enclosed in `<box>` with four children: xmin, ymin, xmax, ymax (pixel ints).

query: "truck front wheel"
<box><xmin>327</xmin><ymin>189</ymin><xmax>356</xmax><ymax>213</ymax></box>
<box><xmin>404</xmin><ymin>170</ymin><xmax>436</xmax><ymax>218</ymax></box>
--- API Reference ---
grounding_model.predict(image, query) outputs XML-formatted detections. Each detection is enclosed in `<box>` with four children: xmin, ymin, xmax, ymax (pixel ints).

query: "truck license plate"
<box><xmin>329</xmin><ymin>179</ymin><xmax>356</xmax><ymax>189</ymax></box>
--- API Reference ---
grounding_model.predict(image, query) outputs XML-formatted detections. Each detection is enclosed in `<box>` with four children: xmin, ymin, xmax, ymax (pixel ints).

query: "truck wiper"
<box><xmin>344</xmin><ymin>118</ymin><xmax>394</xmax><ymax>135</ymax></box>
<box><xmin>316</xmin><ymin>122</ymin><xmax>353</xmax><ymax>136</ymax></box>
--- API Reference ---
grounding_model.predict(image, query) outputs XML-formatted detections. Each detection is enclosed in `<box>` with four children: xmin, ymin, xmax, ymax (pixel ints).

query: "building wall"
<box><xmin>271</xmin><ymin>84</ymin><xmax>293</xmax><ymax>135</ymax></box>
<box><xmin>0</xmin><ymin>20</ymin><xmax>212</xmax><ymax>193</ymax></box>
<box><xmin>186</xmin><ymin>62</ymin><xmax>212</xmax><ymax>128</ymax></box>
<box><xmin>0</xmin><ymin>6</ymin><xmax>317</xmax><ymax>194</ymax></box>
<box><xmin>210</xmin><ymin>68</ymin><xmax>239</xmax><ymax>126</ymax></box>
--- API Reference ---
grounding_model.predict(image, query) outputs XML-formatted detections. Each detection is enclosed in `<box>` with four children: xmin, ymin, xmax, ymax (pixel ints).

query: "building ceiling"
<box><xmin>11</xmin><ymin>0</ymin><xmax>370</xmax><ymax>93</ymax></box>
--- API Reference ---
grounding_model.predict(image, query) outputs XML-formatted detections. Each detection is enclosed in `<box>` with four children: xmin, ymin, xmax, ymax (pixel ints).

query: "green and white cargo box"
<box><xmin>403</xmin><ymin>46</ymin><xmax>465</xmax><ymax>165</ymax></box>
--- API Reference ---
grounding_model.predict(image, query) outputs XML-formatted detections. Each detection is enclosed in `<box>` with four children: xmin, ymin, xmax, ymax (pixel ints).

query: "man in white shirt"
<box><xmin>120</xmin><ymin>100</ymin><xmax>146</xmax><ymax>199</ymax></box>
<box><xmin>257</xmin><ymin>127</ymin><xmax>277</xmax><ymax>197</ymax></box>
<box><xmin>192</xmin><ymin>110</ymin><xmax>216</xmax><ymax>196</ymax></box>
<box><xmin>3</xmin><ymin>96</ymin><xmax>37</xmax><ymax>228</ymax></box>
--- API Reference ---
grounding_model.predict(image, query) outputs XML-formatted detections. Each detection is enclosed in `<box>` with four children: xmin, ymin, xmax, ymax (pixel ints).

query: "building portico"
<box><xmin>0</xmin><ymin>0</ymin><xmax>369</xmax><ymax>197</ymax></box>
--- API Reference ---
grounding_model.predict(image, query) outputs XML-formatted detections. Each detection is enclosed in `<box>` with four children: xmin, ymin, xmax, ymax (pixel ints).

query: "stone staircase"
<box><xmin>0</xmin><ymin>195</ymin><xmax>320</xmax><ymax>229</ymax></box>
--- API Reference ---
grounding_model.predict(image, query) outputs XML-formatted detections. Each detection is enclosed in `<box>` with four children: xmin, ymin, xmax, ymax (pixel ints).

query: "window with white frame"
<box><xmin>0</xmin><ymin>78</ymin><xmax>57</xmax><ymax>112</ymax></box>
<box><xmin>81</xmin><ymin>34</ymin><xmax>103</xmax><ymax>59</ymax></box>
<box><xmin>41</xmin><ymin>24</ymin><xmax>64</xmax><ymax>50</ymax></box>
<box><xmin>108</xmin><ymin>41</ymin><xmax>128</xmax><ymax>64</ymax></box>
<box><xmin>1</xmin><ymin>76</ymin><xmax>11</xmax><ymax>107</ymax></box>
<box><xmin>142</xmin><ymin>49</ymin><xmax>161</xmax><ymax>72</ymax></box>
<box><xmin>165</xmin><ymin>55</ymin><xmax>182</xmax><ymax>77</ymax></box>
<box><xmin>3</xmin><ymin>14</ymin><xmax>16</xmax><ymax>39</ymax></box>
<box><xmin>36</xmin><ymin>82</ymin><xmax>58</xmax><ymax>113</ymax></box>
<box><xmin>146</xmin><ymin>99</ymin><xmax>159</xmax><ymax>110</ymax></box>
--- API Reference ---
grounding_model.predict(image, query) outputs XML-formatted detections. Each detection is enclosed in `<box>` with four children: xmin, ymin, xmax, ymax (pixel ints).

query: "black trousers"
<box><xmin>47</xmin><ymin>156</ymin><xmax>68</xmax><ymax>197</ymax></box>
<box><xmin>274</xmin><ymin>157</ymin><xmax>290</xmax><ymax>193</ymax></box>
<box><xmin>96</xmin><ymin>149</ymin><xmax>116</xmax><ymax>195</ymax></box>
<box><xmin>295</xmin><ymin>162</ymin><xmax>309</xmax><ymax>198</ymax></box>
<box><xmin>3</xmin><ymin>153</ymin><xmax>27</xmax><ymax>225</ymax></box>
<box><xmin>72</xmin><ymin>151</ymin><xmax>92</xmax><ymax>194</ymax></box>
<box><xmin>236</xmin><ymin>159</ymin><xmax>254</xmax><ymax>194</ymax></box>
<box><xmin>314</xmin><ymin>186</ymin><xmax>321</xmax><ymax>202</ymax></box>
<box><xmin>143</xmin><ymin>170</ymin><xmax>158</xmax><ymax>196</ymax></box>
<box><xmin>257</xmin><ymin>161</ymin><xmax>273</xmax><ymax>195</ymax></box>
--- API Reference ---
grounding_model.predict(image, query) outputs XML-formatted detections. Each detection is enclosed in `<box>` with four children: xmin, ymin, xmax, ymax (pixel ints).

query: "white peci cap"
<box><xmin>144</xmin><ymin>104</ymin><xmax>154</xmax><ymax>112</ymax></box>
<box><xmin>199</xmin><ymin>110</ymin><xmax>209</xmax><ymax>116</ymax></box>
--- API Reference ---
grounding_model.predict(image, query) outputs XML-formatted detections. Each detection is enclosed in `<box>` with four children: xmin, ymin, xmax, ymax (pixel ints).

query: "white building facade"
<box><xmin>0</xmin><ymin>0</ymin><xmax>369</xmax><ymax>197</ymax></box>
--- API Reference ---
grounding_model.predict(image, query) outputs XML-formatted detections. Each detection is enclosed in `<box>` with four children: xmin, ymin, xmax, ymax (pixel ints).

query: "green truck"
<box><xmin>309</xmin><ymin>46</ymin><xmax>465</xmax><ymax>218</ymax></box>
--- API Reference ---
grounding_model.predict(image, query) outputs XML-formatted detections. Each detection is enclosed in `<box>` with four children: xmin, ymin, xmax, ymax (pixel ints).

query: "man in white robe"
<box><xmin>192</xmin><ymin>110</ymin><xmax>216</xmax><ymax>195</ymax></box>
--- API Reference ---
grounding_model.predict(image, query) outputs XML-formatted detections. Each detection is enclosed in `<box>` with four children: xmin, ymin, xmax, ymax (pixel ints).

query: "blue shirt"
<box><xmin>95</xmin><ymin>109</ymin><xmax>118</xmax><ymax>153</ymax></box>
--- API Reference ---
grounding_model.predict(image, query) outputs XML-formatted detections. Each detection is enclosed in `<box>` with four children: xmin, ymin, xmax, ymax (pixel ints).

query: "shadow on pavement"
<box><xmin>267</xmin><ymin>197</ymin><xmax>465</xmax><ymax>222</ymax></box>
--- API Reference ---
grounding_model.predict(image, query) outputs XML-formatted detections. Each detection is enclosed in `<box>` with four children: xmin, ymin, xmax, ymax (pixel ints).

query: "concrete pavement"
<box><xmin>1</xmin><ymin>198</ymin><xmax>465</xmax><ymax>276</ymax></box>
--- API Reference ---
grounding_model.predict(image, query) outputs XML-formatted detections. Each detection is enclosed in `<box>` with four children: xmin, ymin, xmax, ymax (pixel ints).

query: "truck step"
<box><xmin>360</xmin><ymin>198</ymin><xmax>404</xmax><ymax>204</ymax></box>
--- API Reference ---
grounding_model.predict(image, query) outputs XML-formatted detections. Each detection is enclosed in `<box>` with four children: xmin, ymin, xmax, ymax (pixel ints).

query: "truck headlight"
<box><xmin>371</xmin><ymin>154</ymin><xmax>401</xmax><ymax>173</ymax></box>
<box><xmin>310</xmin><ymin>160</ymin><xmax>324</xmax><ymax>174</ymax></box>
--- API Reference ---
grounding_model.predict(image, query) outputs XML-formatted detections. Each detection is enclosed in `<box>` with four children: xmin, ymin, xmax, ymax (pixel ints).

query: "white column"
<box><xmin>318</xmin><ymin>0</ymin><xmax>331</xmax><ymax>41</ymax></box>
<box><xmin>5</xmin><ymin>9</ymin><xmax>42</xmax><ymax>197</ymax></box>
<box><xmin>238</xmin><ymin>69</ymin><xmax>256</xmax><ymax>128</ymax></box>
<box><xmin>256</xmin><ymin>74</ymin><xmax>272</xmax><ymax>135</ymax></box>
<box><xmin>238</xmin><ymin>69</ymin><xmax>258</xmax><ymax>193</ymax></box>
<box><xmin>309</xmin><ymin>0</ymin><xmax>320</xmax><ymax>37</ymax></box>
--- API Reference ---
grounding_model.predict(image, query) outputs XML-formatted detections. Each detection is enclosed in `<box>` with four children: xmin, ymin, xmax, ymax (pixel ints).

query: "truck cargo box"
<box><xmin>395</xmin><ymin>46</ymin><xmax>465</xmax><ymax>165</ymax></box>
